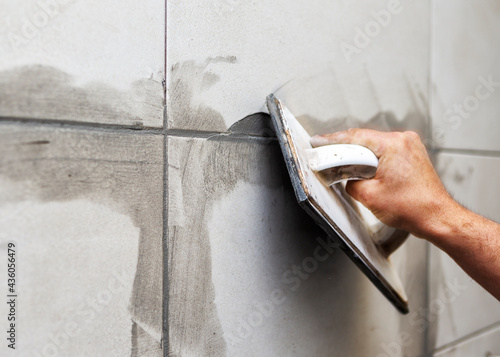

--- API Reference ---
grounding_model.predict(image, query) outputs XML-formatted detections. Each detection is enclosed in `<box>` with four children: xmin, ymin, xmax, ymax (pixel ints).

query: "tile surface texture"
<box><xmin>167</xmin><ymin>134</ymin><xmax>428</xmax><ymax>357</ymax></box>
<box><xmin>0</xmin><ymin>124</ymin><xmax>163</xmax><ymax>356</ymax></box>
<box><xmin>434</xmin><ymin>325</ymin><xmax>500</xmax><ymax>357</ymax></box>
<box><xmin>167</xmin><ymin>0</ymin><xmax>429</xmax><ymax>136</ymax></box>
<box><xmin>0</xmin><ymin>0</ymin><xmax>445</xmax><ymax>356</ymax></box>
<box><xmin>0</xmin><ymin>0</ymin><xmax>164</xmax><ymax>127</ymax></box>
<box><xmin>431</xmin><ymin>0</ymin><xmax>500</xmax><ymax>151</ymax></box>
<box><xmin>166</xmin><ymin>0</ymin><xmax>432</xmax><ymax>355</ymax></box>
<box><xmin>429</xmin><ymin>153</ymin><xmax>500</xmax><ymax>351</ymax></box>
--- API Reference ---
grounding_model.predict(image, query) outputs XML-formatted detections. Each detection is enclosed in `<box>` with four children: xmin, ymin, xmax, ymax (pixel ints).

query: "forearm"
<box><xmin>311</xmin><ymin>129</ymin><xmax>500</xmax><ymax>300</ymax></box>
<box><xmin>422</xmin><ymin>200</ymin><xmax>500</xmax><ymax>300</ymax></box>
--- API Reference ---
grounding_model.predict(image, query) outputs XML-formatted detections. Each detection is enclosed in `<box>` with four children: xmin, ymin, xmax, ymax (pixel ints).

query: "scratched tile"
<box><xmin>431</xmin><ymin>0</ymin><xmax>500</xmax><ymax>151</ymax></box>
<box><xmin>0</xmin><ymin>123</ymin><xmax>163</xmax><ymax>356</ymax></box>
<box><xmin>0</xmin><ymin>0</ymin><xmax>164</xmax><ymax>127</ymax></box>
<box><xmin>167</xmin><ymin>134</ymin><xmax>427</xmax><ymax>356</ymax></box>
<box><xmin>167</xmin><ymin>0</ymin><xmax>430</xmax><ymax>136</ymax></box>
<box><xmin>434</xmin><ymin>325</ymin><xmax>500</xmax><ymax>357</ymax></box>
<box><xmin>429</xmin><ymin>153</ymin><xmax>500</xmax><ymax>351</ymax></box>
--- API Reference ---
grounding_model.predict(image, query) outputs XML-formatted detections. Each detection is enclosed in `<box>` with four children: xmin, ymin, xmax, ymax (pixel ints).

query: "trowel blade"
<box><xmin>266</xmin><ymin>94</ymin><xmax>409</xmax><ymax>314</ymax></box>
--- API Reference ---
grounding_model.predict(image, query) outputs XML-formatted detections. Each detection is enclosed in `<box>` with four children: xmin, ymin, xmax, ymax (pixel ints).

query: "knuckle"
<box><xmin>388</xmin><ymin>132</ymin><xmax>405</xmax><ymax>150</ymax></box>
<box><xmin>402</xmin><ymin>131</ymin><xmax>423</xmax><ymax>151</ymax></box>
<box><xmin>404</xmin><ymin>130</ymin><xmax>421</xmax><ymax>141</ymax></box>
<box><xmin>391</xmin><ymin>131</ymin><xmax>421</xmax><ymax>151</ymax></box>
<box><xmin>389</xmin><ymin>131</ymin><xmax>403</xmax><ymax>140</ymax></box>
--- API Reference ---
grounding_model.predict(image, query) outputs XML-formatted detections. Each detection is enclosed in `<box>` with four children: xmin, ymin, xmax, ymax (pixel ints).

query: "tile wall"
<box><xmin>1</xmin><ymin>0</ymin><xmax>499</xmax><ymax>356</ymax></box>
<box><xmin>429</xmin><ymin>1</ymin><xmax>500</xmax><ymax>356</ymax></box>
<box><xmin>167</xmin><ymin>0</ymin><xmax>430</xmax><ymax>356</ymax></box>
<box><xmin>0</xmin><ymin>0</ymin><xmax>165</xmax><ymax>355</ymax></box>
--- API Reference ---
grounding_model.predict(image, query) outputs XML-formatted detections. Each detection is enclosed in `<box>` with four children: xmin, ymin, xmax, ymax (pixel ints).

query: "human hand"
<box><xmin>310</xmin><ymin>129</ymin><xmax>459</xmax><ymax>239</ymax></box>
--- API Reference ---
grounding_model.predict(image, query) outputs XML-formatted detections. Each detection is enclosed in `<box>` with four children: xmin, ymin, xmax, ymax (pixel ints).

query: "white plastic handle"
<box><xmin>305</xmin><ymin>144</ymin><xmax>378</xmax><ymax>172</ymax></box>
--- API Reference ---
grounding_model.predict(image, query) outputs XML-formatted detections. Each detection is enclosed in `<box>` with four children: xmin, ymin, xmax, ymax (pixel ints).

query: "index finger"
<box><xmin>310</xmin><ymin>128</ymin><xmax>392</xmax><ymax>157</ymax></box>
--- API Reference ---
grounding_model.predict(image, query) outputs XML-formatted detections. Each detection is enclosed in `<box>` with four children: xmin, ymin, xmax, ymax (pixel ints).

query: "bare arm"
<box><xmin>311</xmin><ymin>129</ymin><xmax>500</xmax><ymax>300</ymax></box>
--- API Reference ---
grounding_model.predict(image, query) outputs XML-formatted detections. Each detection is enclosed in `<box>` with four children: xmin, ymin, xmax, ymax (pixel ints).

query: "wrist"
<box><xmin>416</xmin><ymin>194</ymin><xmax>466</xmax><ymax>245</ymax></box>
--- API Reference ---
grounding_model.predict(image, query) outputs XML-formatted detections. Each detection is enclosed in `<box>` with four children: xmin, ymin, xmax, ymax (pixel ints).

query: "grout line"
<box><xmin>166</xmin><ymin>128</ymin><xmax>227</xmax><ymax>138</ymax></box>
<box><xmin>0</xmin><ymin>117</ymin><xmax>277</xmax><ymax>141</ymax></box>
<box><xmin>433</xmin><ymin>321</ymin><xmax>500</xmax><ymax>354</ymax></box>
<box><xmin>166</xmin><ymin>129</ymin><xmax>277</xmax><ymax>142</ymax></box>
<box><xmin>428</xmin><ymin>0</ymin><xmax>435</xmax><ymax>152</ymax></box>
<box><xmin>425</xmin><ymin>1</ymin><xmax>434</xmax><ymax>354</ymax></box>
<box><xmin>0</xmin><ymin>117</ymin><xmax>164</xmax><ymax>135</ymax></box>
<box><xmin>424</xmin><ymin>241</ymin><xmax>431</xmax><ymax>356</ymax></box>
<box><xmin>212</xmin><ymin>134</ymin><xmax>277</xmax><ymax>143</ymax></box>
<box><xmin>162</xmin><ymin>117</ymin><xmax>169</xmax><ymax>357</ymax></box>
<box><xmin>432</xmin><ymin>147</ymin><xmax>500</xmax><ymax>158</ymax></box>
<box><xmin>163</xmin><ymin>0</ymin><xmax>168</xmax><ymax>352</ymax></box>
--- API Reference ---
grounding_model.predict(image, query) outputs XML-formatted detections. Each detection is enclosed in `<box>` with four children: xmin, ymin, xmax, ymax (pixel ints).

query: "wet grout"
<box><xmin>166</xmin><ymin>129</ymin><xmax>277</xmax><ymax>142</ymax></box>
<box><xmin>162</xmin><ymin>106</ymin><xmax>169</xmax><ymax>357</ymax></box>
<box><xmin>432</xmin><ymin>148</ymin><xmax>500</xmax><ymax>158</ymax></box>
<box><xmin>0</xmin><ymin>117</ymin><xmax>164</xmax><ymax>135</ymax></box>
<box><xmin>0</xmin><ymin>117</ymin><xmax>278</xmax><ymax>142</ymax></box>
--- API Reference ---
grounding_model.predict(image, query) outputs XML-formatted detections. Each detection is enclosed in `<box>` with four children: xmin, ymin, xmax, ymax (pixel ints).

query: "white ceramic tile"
<box><xmin>0</xmin><ymin>0</ymin><xmax>164</xmax><ymax>127</ymax></box>
<box><xmin>0</xmin><ymin>124</ymin><xmax>163</xmax><ymax>356</ymax></box>
<box><xmin>167</xmin><ymin>0</ymin><xmax>429</xmax><ymax>135</ymax></box>
<box><xmin>434</xmin><ymin>325</ymin><xmax>500</xmax><ymax>357</ymax></box>
<box><xmin>437</xmin><ymin>153</ymin><xmax>500</xmax><ymax>223</ymax></box>
<box><xmin>167</xmin><ymin>134</ymin><xmax>427</xmax><ymax>356</ymax></box>
<box><xmin>431</xmin><ymin>0</ymin><xmax>500</xmax><ymax>151</ymax></box>
<box><xmin>429</xmin><ymin>153</ymin><xmax>500</xmax><ymax>350</ymax></box>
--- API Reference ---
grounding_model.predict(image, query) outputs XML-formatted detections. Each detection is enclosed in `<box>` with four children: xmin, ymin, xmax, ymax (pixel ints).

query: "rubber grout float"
<box><xmin>267</xmin><ymin>94</ymin><xmax>410</xmax><ymax>314</ymax></box>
